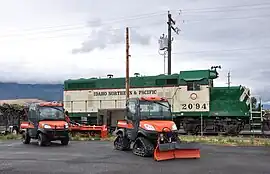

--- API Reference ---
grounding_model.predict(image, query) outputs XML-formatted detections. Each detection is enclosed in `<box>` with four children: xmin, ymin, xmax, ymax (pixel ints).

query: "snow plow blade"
<box><xmin>154</xmin><ymin>142</ymin><xmax>200</xmax><ymax>161</ymax></box>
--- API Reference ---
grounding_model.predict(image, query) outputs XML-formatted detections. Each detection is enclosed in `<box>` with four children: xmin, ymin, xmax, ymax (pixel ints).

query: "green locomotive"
<box><xmin>63</xmin><ymin>68</ymin><xmax>269</xmax><ymax>135</ymax></box>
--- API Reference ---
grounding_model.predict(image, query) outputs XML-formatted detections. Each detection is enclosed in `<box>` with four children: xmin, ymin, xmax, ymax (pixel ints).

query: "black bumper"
<box><xmin>140</xmin><ymin>129</ymin><xmax>179</xmax><ymax>141</ymax></box>
<box><xmin>42</xmin><ymin>129</ymin><xmax>69</xmax><ymax>140</ymax></box>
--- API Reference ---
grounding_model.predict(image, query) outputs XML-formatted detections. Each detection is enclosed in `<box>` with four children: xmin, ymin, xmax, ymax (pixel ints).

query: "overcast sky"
<box><xmin>0</xmin><ymin>0</ymin><xmax>269</xmax><ymax>101</ymax></box>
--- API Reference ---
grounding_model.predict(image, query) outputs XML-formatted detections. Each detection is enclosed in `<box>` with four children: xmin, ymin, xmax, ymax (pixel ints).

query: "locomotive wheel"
<box><xmin>192</xmin><ymin>125</ymin><xmax>201</xmax><ymax>135</ymax></box>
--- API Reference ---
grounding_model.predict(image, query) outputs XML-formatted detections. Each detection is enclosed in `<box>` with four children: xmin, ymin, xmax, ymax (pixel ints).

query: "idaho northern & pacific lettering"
<box><xmin>93</xmin><ymin>90</ymin><xmax>157</xmax><ymax>96</ymax></box>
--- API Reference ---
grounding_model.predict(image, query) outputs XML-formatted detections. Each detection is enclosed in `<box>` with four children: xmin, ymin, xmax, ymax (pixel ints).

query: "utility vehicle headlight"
<box><xmin>64</xmin><ymin>123</ymin><xmax>69</xmax><ymax>128</ymax></box>
<box><xmin>43</xmin><ymin>124</ymin><xmax>51</xmax><ymax>129</ymax></box>
<box><xmin>171</xmin><ymin>123</ymin><xmax>178</xmax><ymax>131</ymax></box>
<box><xmin>144</xmin><ymin>124</ymin><xmax>155</xmax><ymax>131</ymax></box>
<box><xmin>160</xmin><ymin>133</ymin><xmax>164</xmax><ymax>141</ymax></box>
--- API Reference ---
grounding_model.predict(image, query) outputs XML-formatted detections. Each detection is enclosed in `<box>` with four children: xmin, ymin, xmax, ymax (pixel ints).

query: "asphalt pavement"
<box><xmin>0</xmin><ymin>139</ymin><xmax>270</xmax><ymax>174</ymax></box>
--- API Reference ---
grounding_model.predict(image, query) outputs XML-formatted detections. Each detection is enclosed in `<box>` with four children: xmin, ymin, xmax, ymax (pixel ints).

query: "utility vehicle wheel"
<box><xmin>61</xmin><ymin>136</ymin><xmax>69</xmax><ymax>145</ymax></box>
<box><xmin>12</xmin><ymin>129</ymin><xmax>18</xmax><ymax>135</ymax></box>
<box><xmin>113</xmin><ymin>134</ymin><xmax>130</xmax><ymax>151</ymax></box>
<box><xmin>22</xmin><ymin>131</ymin><xmax>31</xmax><ymax>144</ymax></box>
<box><xmin>37</xmin><ymin>133</ymin><xmax>47</xmax><ymax>146</ymax></box>
<box><xmin>132</xmin><ymin>137</ymin><xmax>154</xmax><ymax>157</ymax></box>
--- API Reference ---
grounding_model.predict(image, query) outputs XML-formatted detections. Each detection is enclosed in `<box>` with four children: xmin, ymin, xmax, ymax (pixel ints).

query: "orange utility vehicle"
<box><xmin>20</xmin><ymin>102</ymin><xmax>70</xmax><ymax>146</ymax></box>
<box><xmin>113</xmin><ymin>96</ymin><xmax>200</xmax><ymax>161</ymax></box>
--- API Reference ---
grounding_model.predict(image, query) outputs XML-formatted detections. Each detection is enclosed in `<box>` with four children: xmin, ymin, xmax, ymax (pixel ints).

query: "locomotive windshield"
<box><xmin>139</xmin><ymin>101</ymin><xmax>172</xmax><ymax>120</ymax></box>
<box><xmin>39</xmin><ymin>106</ymin><xmax>65</xmax><ymax>120</ymax></box>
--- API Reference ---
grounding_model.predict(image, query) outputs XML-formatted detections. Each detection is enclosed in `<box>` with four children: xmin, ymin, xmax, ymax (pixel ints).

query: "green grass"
<box><xmin>0</xmin><ymin>134</ymin><xmax>21</xmax><ymax>140</ymax></box>
<box><xmin>69</xmin><ymin>133</ymin><xmax>116</xmax><ymax>141</ymax></box>
<box><xmin>1</xmin><ymin>133</ymin><xmax>270</xmax><ymax>147</ymax></box>
<box><xmin>179</xmin><ymin>135</ymin><xmax>270</xmax><ymax>147</ymax></box>
<box><xmin>70</xmin><ymin>133</ymin><xmax>102</xmax><ymax>141</ymax></box>
<box><xmin>69</xmin><ymin>134</ymin><xmax>270</xmax><ymax>147</ymax></box>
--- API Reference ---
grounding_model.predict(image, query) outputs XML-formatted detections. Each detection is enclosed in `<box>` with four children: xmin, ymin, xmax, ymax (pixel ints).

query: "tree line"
<box><xmin>0</xmin><ymin>97</ymin><xmax>263</xmax><ymax>127</ymax></box>
<box><xmin>0</xmin><ymin>103</ymin><xmax>26</xmax><ymax>130</ymax></box>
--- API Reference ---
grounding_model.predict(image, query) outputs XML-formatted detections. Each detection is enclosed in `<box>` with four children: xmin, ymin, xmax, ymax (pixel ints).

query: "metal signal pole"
<box><xmin>125</xmin><ymin>27</ymin><xmax>130</xmax><ymax>101</ymax></box>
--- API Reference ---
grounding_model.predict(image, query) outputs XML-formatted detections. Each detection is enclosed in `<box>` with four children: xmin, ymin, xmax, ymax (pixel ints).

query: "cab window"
<box><xmin>128</xmin><ymin>102</ymin><xmax>136</xmax><ymax>114</ymax></box>
<box><xmin>39</xmin><ymin>106</ymin><xmax>64</xmax><ymax>120</ymax></box>
<box><xmin>127</xmin><ymin>101</ymin><xmax>136</xmax><ymax>120</ymax></box>
<box><xmin>187</xmin><ymin>81</ymin><xmax>200</xmax><ymax>91</ymax></box>
<box><xmin>28</xmin><ymin>104</ymin><xmax>37</xmax><ymax>122</ymax></box>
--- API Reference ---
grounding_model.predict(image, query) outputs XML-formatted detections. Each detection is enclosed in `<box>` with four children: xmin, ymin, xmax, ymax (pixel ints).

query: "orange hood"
<box><xmin>139</xmin><ymin>120</ymin><xmax>177</xmax><ymax>132</ymax></box>
<box><xmin>39</xmin><ymin>120</ymin><xmax>67</xmax><ymax>129</ymax></box>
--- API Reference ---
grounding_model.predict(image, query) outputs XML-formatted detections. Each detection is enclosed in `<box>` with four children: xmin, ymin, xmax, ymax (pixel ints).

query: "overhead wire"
<box><xmin>0</xmin><ymin>12</ymin><xmax>167</xmax><ymax>38</ymax></box>
<box><xmin>177</xmin><ymin>2</ymin><xmax>270</xmax><ymax>12</ymax></box>
<box><xmin>181</xmin><ymin>5</ymin><xmax>270</xmax><ymax>14</ymax></box>
<box><xmin>88</xmin><ymin>45</ymin><xmax>270</xmax><ymax>61</ymax></box>
<box><xmin>134</xmin><ymin>45</ymin><xmax>270</xmax><ymax>58</ymax></box>
<box><xmin>0</xmin><ymin>21</ymin><xmax>163</xmax><ymax>40</ymax></box>
<box><xmin>0</xmin><ymin>2</ymin><xmax>269</xmax><ymax>60</ymax></box>
<box><xmin>1</xmin><ymin>2</ymin><xmax>270</xmax><ymax>38</ymax></box>
<box><xmin>1</xmin><ymin>2</ymin><xmax>270</xmax><ymax>84</ymax></box>
<box><xmin>184</xmin><ymin>14</ymin><xmax>270</xmax><ymax>23</ymax></box>
<box><xmin>1</xmin><ymin>12</ymin><xmax>270</xmax><ymax>39</ymax></box>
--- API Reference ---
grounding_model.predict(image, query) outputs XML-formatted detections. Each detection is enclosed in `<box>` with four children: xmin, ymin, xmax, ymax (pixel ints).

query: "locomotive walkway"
<box><xmin>0</xmin><ymin>140</ymin><xmax>269</xmax><ymax>174</ymax></box>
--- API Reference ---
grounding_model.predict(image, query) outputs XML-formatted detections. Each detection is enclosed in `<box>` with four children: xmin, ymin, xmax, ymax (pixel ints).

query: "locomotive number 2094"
<box><xmin>181</xmin><ymin>103</ymin><xmax>207</xmax><ymax>110</ymax></box>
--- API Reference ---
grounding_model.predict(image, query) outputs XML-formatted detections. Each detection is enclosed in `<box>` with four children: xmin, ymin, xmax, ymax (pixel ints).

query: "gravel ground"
<box><xmin>0</xmin><ymin>140</ymin><xmax>269</xmax><ymax>174</ymax></box>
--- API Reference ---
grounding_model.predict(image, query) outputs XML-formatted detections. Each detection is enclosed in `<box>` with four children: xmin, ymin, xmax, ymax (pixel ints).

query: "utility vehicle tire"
<box><xmin>22</xmin><ymin>131</ymin><xmax>31</xmax><ymax>144</ymax></box>
<box><xmin>132</xmin><ymin>137</ymin><xmax>154</xmax><ymax>157</ymax></box>
<box><xmin>61</xmin><ymin>136</ymin><xmax>69</xmax><ymax>145</ymax></box>
<box><xmin>12</xmin><ymin>129</ymin><xmax>18</xmax><ymax>135</ymax></box>
<box><xmin>37</xmin><ymin>133</ymin><xmax>47</xmax><ymax>146</ymax></box>
<box><xmin>113</xmin><ymin>133</ymin><xmax>130</xmax><ymax>151</ymax></box>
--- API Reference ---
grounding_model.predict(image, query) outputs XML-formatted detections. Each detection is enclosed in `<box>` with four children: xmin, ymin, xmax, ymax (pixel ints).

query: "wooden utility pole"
<box><xmin>167</xmin><ymin>11</ymin><xmax>180</xmax><ymax>75</ymax></box>
<box><xmin>227</xmin><ymin>71</ymin><xmax>231</xmax><ymax>87</ymax></box>
<box><xmin>167</xmin><ymin>12</ymin><xmax>172</xmax><ymax>75</ymax></box>
<box><xmin>125</xmin><ymin>27</ymin><xmax>130</xmax><ymax>100</ymax></box>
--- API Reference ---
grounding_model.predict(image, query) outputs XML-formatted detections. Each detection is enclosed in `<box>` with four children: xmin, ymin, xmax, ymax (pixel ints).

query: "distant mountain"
<box><xmin>1</xmin><ymin>82</ymin><xmax>270</xmax><ymax>110</ymax></box>
<box><xmin>0</xmin><ymin>82</ymin><xmax>63</xmax><ymax>101</ymax></box>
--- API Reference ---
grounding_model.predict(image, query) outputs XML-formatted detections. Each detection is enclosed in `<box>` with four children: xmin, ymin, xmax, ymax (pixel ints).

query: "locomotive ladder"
<box><xmin>250</xmin><ymin>105</ymin><xmax>264</xmax><ymax>134</ymax></box>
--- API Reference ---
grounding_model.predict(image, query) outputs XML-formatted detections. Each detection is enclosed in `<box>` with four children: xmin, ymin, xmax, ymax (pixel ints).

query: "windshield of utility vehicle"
<box><xmin>139</xmin><ymin>101</ymin><xmax>172</xmax><ymax>120</ymax></box>
<box><xmin>39</xmin><ymin>106</ymin><xmax>65</xmax><ymax>120</ymax></box>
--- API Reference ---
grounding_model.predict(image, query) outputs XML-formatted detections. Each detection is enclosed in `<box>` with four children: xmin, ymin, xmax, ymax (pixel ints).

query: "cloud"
<box><xmin>0</xmin><ymin>0</ymin><xmax>270</xmax><ymax>102</ymax></box>
<box><xmin>87</xmin><ymin>18</ymin><xmax>102</xmax><ymax>28</ymax></box>
<box><xmin>71</xmin><ymin>24</ymin><xmax>152</xmax><ymax>54</ymax></box>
